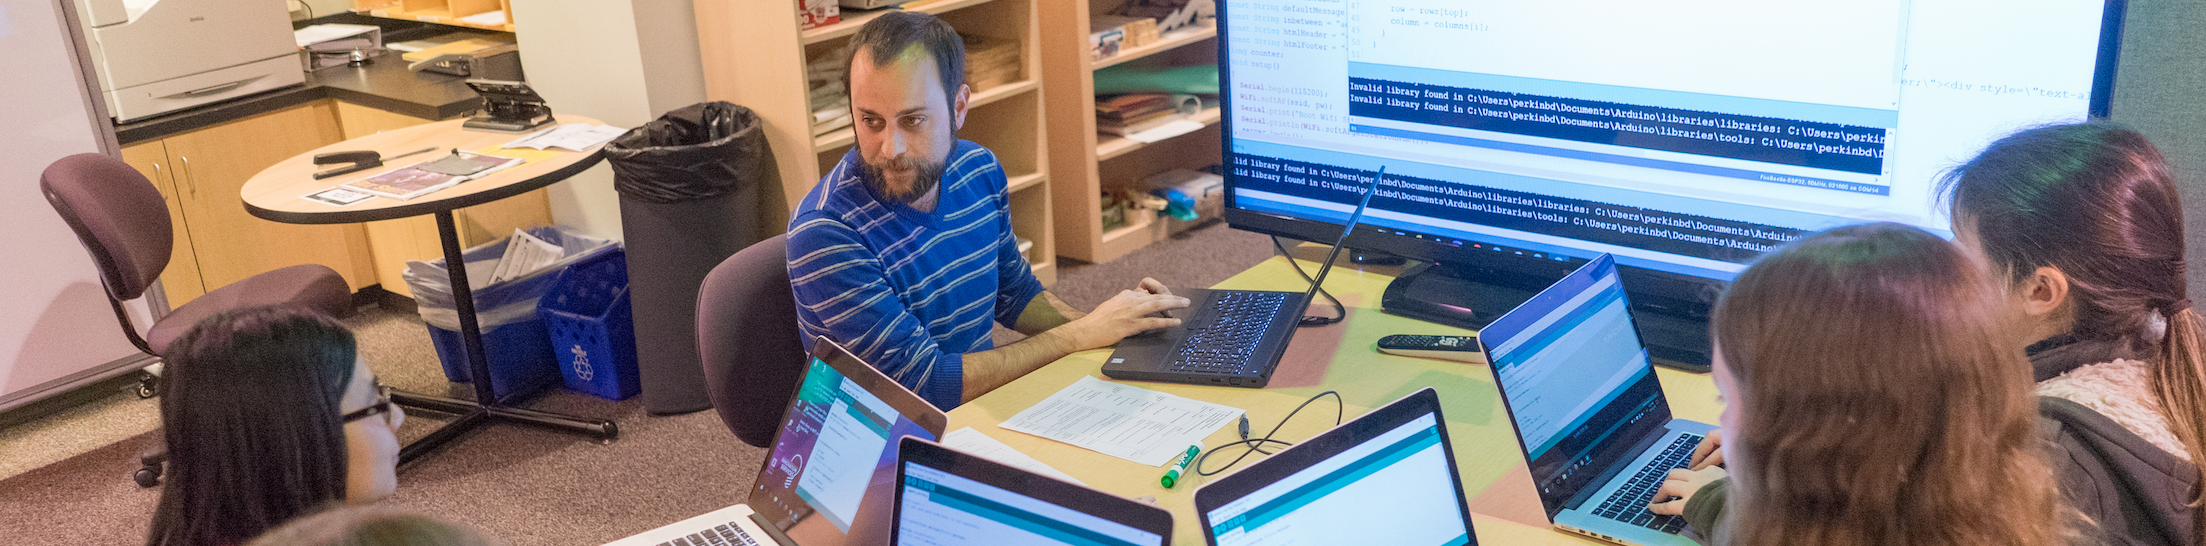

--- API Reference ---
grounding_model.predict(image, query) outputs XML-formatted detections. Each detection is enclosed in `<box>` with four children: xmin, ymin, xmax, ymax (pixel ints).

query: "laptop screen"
<box><xmin>755</xmin><ymin>357</ymin><xmax>940</xmax><ymax>532</ymax></box>
<box><xmin>1200</xmin><ymin>412</ymin><xmax>1473</xmax><ymax>546</ymax></box>
<box><xmin>1478</xmin><ymin>254</ymin><xmax>1671</xmax><ymax>510</ymax></box>
<box><xmin>894</xmin><ymin>462</ymin><xmax>1166</xmax><ymax>546</ymax></box>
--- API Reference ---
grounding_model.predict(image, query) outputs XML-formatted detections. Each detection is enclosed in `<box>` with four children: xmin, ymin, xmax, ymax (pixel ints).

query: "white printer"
<box><xmin>75</xmin><ymin>0</ymin><xmax>305</xmax><ymax>122</ymax></box>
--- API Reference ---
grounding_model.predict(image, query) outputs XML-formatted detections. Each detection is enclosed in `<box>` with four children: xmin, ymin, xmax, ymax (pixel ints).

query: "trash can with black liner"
<box><xmin>604</xmin><ymin>102</ymin><xmax>780</xmax><ymax>415</ymax></box>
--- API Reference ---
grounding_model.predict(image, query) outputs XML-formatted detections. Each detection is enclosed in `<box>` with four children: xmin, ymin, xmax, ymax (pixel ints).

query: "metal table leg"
<box><xmin>391</xmin><ymin>211</ymin><xmax>618</xmax><ymax>466</ymax></box>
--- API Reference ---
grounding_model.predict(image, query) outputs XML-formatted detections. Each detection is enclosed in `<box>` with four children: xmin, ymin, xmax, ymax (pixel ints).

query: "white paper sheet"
<box><xmin>940</xmin><ymin>427</ymin><xmax>1089</xmax><ymax>486</ymax></box>
<box><xmin>997</xmin><ymin>376</ymin><xmax>1242</xmax><ymax>466</ymax></box>
<box><xmin>460</xmin><ymin>10</ymin><xmax>508</xmax><ymax>26</ymax></box>
<box><xmin>485</xmin><ymin>228</ymin><xmax>563</xmax><ymax>285</ymax></box>
<box><xmin>501</xmin><ymin>124</ymin><xmax>627</xmax><ymax>152</ymax></box>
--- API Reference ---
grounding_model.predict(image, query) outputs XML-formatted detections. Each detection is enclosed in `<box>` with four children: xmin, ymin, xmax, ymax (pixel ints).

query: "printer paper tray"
<box><xmin>107</xmin><ymin>56</ymin><xmax>306</xmax><ymax>123</ymax></box>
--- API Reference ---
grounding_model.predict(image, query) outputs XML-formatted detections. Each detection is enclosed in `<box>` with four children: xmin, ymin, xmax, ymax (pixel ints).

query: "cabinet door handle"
<box><xmin>150</xmin><ymin>162</ymin><xmax>164</xmax><ymax>184</ymax></box>
<box><xmin>179</xmin><ymin>156</ymin><xmax>196</xmax><ymax>197</ymax></box>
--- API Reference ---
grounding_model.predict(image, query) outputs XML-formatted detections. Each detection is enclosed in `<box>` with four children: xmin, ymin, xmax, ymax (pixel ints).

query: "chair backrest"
<box><xmin>697</xmin><ymin>233</ymin><xmax>807</xmax><ymax>448</ymax></box>
<box><xmin>40</xmin><ymin>153</ymin><xmax>173</xmax><ymax>302</ymax></box>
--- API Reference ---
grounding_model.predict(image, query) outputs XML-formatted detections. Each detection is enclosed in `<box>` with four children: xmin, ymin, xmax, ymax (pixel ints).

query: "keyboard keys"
<box><xmin>655</xmin><ymin>522</ymin><xmax>760</xmax><ymax>546</ymax></box>
<box><xmin>1588</xmin><ymin>433</ymin><xmax>1705</xmax><ymax>535</ymax></box>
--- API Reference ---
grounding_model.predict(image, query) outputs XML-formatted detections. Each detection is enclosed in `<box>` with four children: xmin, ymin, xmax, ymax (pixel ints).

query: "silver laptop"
<box><xmin>605</xmin><ymin>337</ymin><xmax>949</xmax><ymax>546</ymax></box>
<box><xmin>1475</xmin><ymin>254</ymin><xmax>1712</xmax><ymax>546</ymax></box>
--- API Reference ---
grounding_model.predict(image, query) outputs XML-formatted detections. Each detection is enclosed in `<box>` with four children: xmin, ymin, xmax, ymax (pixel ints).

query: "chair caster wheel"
<box><xmin>133</xmin><ymin>467</ymin><xmax>161</xmax><ymax>488</ymax></box>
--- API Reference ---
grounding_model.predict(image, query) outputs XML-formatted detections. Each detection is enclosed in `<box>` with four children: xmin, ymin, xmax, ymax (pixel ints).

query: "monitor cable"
<box><xmin>1193</xmin><ymin>390</ymin><xmax>1343</xmax><ymax>477</ymax></box>
<box><xmin>1274</xmin><ymin>237</ymin><xmax>1348</xmax><ymax>327</ymax></box>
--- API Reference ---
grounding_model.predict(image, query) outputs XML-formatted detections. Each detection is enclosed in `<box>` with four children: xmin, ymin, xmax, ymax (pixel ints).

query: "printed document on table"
<box><xmin>997</xmin><ymin>376</ymin><xmax>1243</xmax><ymax>466</ymax></box>
<box><xmin>940</xmin><ymin>427</ymin><xmax>1088</xmax><ymax>486</ymax></box>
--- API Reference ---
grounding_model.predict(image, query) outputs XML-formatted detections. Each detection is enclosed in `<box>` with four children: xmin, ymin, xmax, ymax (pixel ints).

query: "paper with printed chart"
<box><xmin>998</xmin><ymin>375</ymin><xmax>1243</xmax><ymax>466</ymax></box>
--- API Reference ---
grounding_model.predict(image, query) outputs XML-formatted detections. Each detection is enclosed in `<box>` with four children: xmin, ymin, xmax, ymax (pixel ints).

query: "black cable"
<box><xmin>298</xmin><ymin>0</ymin><xmax>315</xmax><ymax>20</ymax></box>
<box><xmin>1272</xmin><ymin>236</ymin><xmax>1347</xmax><ymax>327</ymax></box>
<box><xmin>1194</xmin><ymin>390</ymin><xmax>1343</xmax><ymax>476</ymax></box>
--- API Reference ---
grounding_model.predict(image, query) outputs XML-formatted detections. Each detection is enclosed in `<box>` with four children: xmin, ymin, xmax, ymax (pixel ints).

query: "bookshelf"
<box><xmin>695</xmin><ymin>0</ymin><xmax>1057</xmax><ymax>284</ymax></box>
<box><xmin>352</xmin><ymin>0</ymin><xmax>514</xmax><ymax>32</ymax></box>
<box><xmin>1040</xmin><ymin>0</ymin><xmax>1220</xmax><ymax>264</ymax></box>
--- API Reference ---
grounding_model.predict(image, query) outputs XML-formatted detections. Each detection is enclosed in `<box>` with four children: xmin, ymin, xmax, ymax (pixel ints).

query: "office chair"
<box><xmin>696</xmin><ymin>234</ymin><xmax>807</xmax><ymax>448</ymax></box>
<box><xmin>40</xmin><ymin>153</ymin><xmax>356</xmax><ymax>487</ymax></box>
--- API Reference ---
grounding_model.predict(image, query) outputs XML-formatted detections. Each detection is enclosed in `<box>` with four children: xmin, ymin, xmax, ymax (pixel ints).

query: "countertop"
<box><xmin>115</xmin><ymin>18</ymin><xmax>521</xmax><ymax>145</ymax></box>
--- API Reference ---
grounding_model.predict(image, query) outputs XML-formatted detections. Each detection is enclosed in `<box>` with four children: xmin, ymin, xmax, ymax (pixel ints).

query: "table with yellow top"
<box><xmin>945</xmin><ymin>254</ymin><xmax>1724</xmax><ymax>545</ymax></box>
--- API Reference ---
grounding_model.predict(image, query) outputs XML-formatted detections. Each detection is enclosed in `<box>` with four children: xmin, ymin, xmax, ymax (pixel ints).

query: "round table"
<box><xmin>244</xmin><ymin>117</ymin><xmax>619</xmax><ymax>463</ymax></box>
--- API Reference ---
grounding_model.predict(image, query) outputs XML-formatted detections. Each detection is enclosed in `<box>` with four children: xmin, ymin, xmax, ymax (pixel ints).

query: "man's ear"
<box><xmin>2019</xmin><ymin>266</ymin><xmax>2071</xmax><ymax>318</ymax></box>
<box><xmin>951</xmin><ymin>84</ymin><xmax>972</xmax><ymax>130</ymax></box>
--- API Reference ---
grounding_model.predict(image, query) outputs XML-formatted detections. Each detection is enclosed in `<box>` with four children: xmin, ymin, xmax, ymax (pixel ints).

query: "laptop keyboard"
<box><xmin>1166</xmin><ymin>291</ymin><xmax>1290</xmax><ymax>374</ymax></box>
<box><xmin>1592</xmin><ymin>433</ymin><xmax>1704</xmax><ymax>534</ymax></box>
<box><xmin>654</xmin><ymin>522</ymin><xmax>760</xmax><ymax>546</ymax></box>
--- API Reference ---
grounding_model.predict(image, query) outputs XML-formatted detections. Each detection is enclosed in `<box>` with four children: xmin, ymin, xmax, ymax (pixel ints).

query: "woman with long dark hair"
<box><xmin>1944</xmin><ymin>123</ymin><xmax>2203</xmax><ymax>546</ymax></box>
<box><xmin>1653</xmin><ymin>223</ymin><xmax>2078</xmax><ymax>545</ymax></box>
<box><xmin>146</xmin><ymin>306</ymin><xmax>403</xmax><ymax>546</ymax></box>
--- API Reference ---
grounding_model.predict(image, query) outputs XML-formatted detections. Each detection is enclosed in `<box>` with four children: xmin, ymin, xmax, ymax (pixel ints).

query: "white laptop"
<box><xmin>605</xmin><ymin>337</ymin><xmax>949</xmax><ymax>546</ymax></box>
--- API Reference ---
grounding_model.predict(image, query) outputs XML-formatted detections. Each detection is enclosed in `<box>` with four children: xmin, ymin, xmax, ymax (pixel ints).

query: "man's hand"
<box><xmin>1055</xmin><ymin>284</ymin><xmax>1189</xmax><ymax>351</ymax></box>
<box><xmin>1136</xmin><ymin>277</ymin><xmax>1174</xmax><ymax>298</ymax></box>
<box><xmin>1647</xmin><ymin>466</ymin><xmax>1726</xmax><ymax>516</ymax></box>
<box><xmin>1688</xmin><ymin>429</ymin><xmax>1725</xmax><ymax>470</ymax></box>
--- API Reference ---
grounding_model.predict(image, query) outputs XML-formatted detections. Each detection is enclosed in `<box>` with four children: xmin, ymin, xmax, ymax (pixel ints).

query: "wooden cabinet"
<box><xmin>118</xmin><ymin>141</ymin><xmax>208</xmax><ymax>306</ymax></box>
<box><xmin>334</xmin><ymin>101</ymin><xmax>554</xmax><ymax>298</ymax></box>
<box><xmin>119</xmin><ymin>102</ymin><xmax>376</xmax><ymax>308</ymax></box>
<box><xmin>162</xmin><ymin>102</ymin><xmax>377</xmax><ymax>293</ymax></box>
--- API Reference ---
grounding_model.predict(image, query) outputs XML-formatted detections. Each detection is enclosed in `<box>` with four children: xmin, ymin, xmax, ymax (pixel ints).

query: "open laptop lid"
<box><xmin>748</xmin><ymin>337</ymin><xmax>951</xmax><ymax>543</ymax></box>
<box><xmin>891</xmin><ymin>437</ymin><xmax>1172</xmax><ymax>546</ymax></box>
<box><xmin>1474</xmin><ymin>254</ymin><xmax>1675</xmax><ymax>518</ymax></box>
<box><xmin>1193</xmin><ymin>388</ymin><xmax>1477</xmax><ymax>546</ymax></box>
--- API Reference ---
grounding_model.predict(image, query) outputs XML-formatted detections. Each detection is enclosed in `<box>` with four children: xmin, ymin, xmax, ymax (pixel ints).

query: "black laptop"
<box><xmin>1101</xmin><ymin>168</ymin><xmax>1384</xmax><ymax>388</ymax></box>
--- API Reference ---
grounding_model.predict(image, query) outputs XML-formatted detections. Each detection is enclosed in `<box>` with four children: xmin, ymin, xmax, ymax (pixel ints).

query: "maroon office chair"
<box><xmin>696</xmin><ymin>233</ymin><xmax>807</xmax><ymax>448</ymax></box>
<box><xmin>41</xmin><ymin>153</ymin><xmax>355</xmax><ymax>486</ymax></box>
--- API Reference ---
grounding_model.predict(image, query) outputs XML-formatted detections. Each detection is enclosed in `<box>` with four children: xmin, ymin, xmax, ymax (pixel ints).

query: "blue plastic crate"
<box><xmin>427</xmin><ymin>318</ymin><xmax>560</xmax><ymax>402</ymax></box>
<box><xmin>541</xmin><ymin>249</ymin><xmax>640</xmax><ymax>400</ymax></box>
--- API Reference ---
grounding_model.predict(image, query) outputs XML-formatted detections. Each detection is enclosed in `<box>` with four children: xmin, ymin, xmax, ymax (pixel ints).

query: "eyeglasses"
<box><xmin>342</xmin><ymin>382</ymin><xmax>397</xmax><ymax>427</ymax></box>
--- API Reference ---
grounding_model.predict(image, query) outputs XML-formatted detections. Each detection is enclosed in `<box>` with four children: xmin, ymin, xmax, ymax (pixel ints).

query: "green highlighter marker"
<box><xmin>1160</xmin><ymin>445</ymin><xmax>1201</xmax><ymax>488</ymax></box>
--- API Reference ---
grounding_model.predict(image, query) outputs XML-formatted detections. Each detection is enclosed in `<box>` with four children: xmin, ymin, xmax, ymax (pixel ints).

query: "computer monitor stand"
<box><xmin>1380</xmin><ymin>261</ymin><xmax>1713</xmax><ymax>373</ymax></box>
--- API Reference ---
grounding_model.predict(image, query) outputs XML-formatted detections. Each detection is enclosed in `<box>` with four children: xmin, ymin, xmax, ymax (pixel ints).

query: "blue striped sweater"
<box><xmin>786</xmin><ymin>140</ymin><xmax>1044</xmax><ymax>410</ymax></box>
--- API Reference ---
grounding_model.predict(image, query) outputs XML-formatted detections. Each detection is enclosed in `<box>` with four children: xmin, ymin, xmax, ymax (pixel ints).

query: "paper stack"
<box><xmin>963</xmin><ymin>34</ymin><xmax>1023</xmax><ymax>92</ymax></box>
<box><xmin>1096</xmin><ymin>93</ymin><xmax>1198</xmax><ymax>136</ymax></box>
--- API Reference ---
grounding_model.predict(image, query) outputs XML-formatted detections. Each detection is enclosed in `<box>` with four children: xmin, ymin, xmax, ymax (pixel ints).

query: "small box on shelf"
<box><xmin>800</xmin><ymin>0</ymin><xmax>841</xmax><ymax>30</ymax></box>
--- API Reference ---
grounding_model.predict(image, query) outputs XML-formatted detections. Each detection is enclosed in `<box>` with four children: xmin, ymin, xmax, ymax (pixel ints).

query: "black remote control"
<box><xmin>1376</xmin><ymin>334</ymin><xmax>1485</xmax><ymax>363</ymax></box>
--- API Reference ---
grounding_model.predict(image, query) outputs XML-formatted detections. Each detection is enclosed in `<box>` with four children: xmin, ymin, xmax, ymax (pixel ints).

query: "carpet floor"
<box><xmin>0</xmin><ymin>222</ymin><xmax>1274</xmax><ymax>546</ymax></box>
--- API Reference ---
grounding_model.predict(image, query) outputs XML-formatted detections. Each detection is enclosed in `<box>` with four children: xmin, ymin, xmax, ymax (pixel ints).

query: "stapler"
<box><xmin>311</xmin><ymin>147</ymin><xmax>435</xmax><ymax>179</ymax></box>
<box><xmin>313</xmin><ymin>150</ymin><xmax>383</xmax><ymax>179</ymax></box>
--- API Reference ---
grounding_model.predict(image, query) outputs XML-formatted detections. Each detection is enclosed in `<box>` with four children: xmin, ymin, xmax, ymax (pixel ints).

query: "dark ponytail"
<box><xmin>1943</xmin><ymin>122</ymin><xmax>2206</xmax><ymax>526</ymax></box>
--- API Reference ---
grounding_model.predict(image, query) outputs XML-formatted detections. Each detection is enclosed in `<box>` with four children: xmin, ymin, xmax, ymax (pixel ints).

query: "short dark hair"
<box><xmin>843</xmin><ymin>11</ymin><xmax>965</xmax><ymax>103</ymax></box>
<box><xmin>147</xmin><ymin>306</ymin><xmax>358</xmax><ymax>546</ymax></box>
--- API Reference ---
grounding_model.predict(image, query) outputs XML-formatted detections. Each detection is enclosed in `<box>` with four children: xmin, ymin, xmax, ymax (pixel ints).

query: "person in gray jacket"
<box><xmin>1945</xmin><ymin>122</ymin><xmax>2204</xmax><ymax>546</ymax></box>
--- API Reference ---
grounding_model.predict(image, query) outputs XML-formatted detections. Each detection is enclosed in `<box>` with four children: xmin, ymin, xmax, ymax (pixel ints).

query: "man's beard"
<box><xmin>862</xmin><ymin>154</ymin><xmax>948</xmax><ymax>204</ymax></box>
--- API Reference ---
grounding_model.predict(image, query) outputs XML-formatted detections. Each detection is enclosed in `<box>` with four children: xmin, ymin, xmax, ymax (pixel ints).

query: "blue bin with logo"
<box><xmin>540</xmin><ymin>248</ymin><xmax>640</xmax><ymax>400</ymax></box>
<box><xmin>406</xmin><ymin>226</ymin><xmax>618</xmax><ymax>402</ymax></box>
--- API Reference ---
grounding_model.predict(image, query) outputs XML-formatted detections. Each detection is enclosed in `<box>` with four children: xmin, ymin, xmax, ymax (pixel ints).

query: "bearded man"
<box><xmin>786</xmin><ymin>12</ymin><xmax>1188</xmax><ymax>410</ymax></box>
